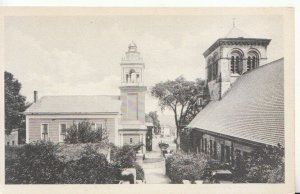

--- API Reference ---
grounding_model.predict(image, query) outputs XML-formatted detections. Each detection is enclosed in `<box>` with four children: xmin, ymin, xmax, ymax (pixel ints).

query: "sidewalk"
<box><xmin>142</xmin><ymin>136</ymin><xmax>171</xmax><ymax>184</ymax></box>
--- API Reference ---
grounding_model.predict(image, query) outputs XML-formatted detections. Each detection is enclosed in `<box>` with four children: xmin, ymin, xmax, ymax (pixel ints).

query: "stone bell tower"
<box><xmin>203</xmin><ymin>24</ymin><xmax>271</xmax><ymax>101</ymax></box>
<box><xmin>119</xmin><ymin>41</ymin><xmax>147</xmax><ymax>153</ymax></box>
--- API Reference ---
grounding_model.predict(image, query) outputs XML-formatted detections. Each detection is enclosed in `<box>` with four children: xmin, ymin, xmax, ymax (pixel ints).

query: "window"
<box><xmin>7</xmin><ymin>142</ymin><xmax>9</xmax><ymax>146</ymax></box>
<box><xmin>225</xmin><ymin>146</ymin><xmax>231</xmax><ymax>163</ymax></box>
<box><xmin>95</xmin><ymin>122</ymin><xmax>104</xmax><ymax>130</ymax></box>
<box><xmin>204</xmin><ymin>138</ymin><xmax>207</xmax><ymax>153</ymax></box>
<box><xmin>130</xmin><ymin>138</ymin><xmax>133</xmax><ymax>144</ymax></box>
<box><xmin>230</xmin><ymin>52</ymin><xmax>243</xmax><ymax>74</ymax></box>
<box><xmin>41</xmin><ymin>124</ymin><xmax>49</xmax><ymax>141</ymax></box>
<box><xmin>221</xmin><ymin>144</ymin><xmax>225</xmax><ymax>162</ymax></box>
<box><xmin>12</xmin><ymin>141</ymin><xmax>15</xmax><ymax>145</ymax></box>
<box><xmin>210</xmin><ymin>140</ymin><xmax>213</xmax><ymax>156</ymax></box>
<box><xmin>59</xmin><ymin>123</ymin><xmax>67</xmax><ymax>142</ymax></box>
<box><xmin>126</xmin><ymin>74</ymin><xmax>129</xmax><ymax>82</ymax></box>
<box><xmin>214</xmin><ymin>141</ymin><xmax>217</xmax><ymax>159</ymax></box>
<box><xmin>243</xmin><ymin>152</ymin><xmax>249</xmax><ymax>160</ymax></box>
<box><xmin>247</xmin><ymin>52</ymin><xmax>260</xmax><ymax>71</ymax></box>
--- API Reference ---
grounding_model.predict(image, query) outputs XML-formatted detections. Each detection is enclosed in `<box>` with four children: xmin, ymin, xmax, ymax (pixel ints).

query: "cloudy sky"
<box><xmin>4</xmin><ymin>14</ymin><xmax>283</xmax><ymax>114</ymax></box>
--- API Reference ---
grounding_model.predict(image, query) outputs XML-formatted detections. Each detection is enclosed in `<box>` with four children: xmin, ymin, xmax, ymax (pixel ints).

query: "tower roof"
<box><xmin>224</xmin><ymin>26</ymin><xmax>250</xmax><ymax>38</ymax></box>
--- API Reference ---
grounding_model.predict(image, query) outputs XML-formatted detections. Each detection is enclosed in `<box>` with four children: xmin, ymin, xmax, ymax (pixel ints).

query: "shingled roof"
<box><xmin>25</xmin><ymin>95</ymin><xmax>121</xmax><ymax>115</ymax></box>
<box><xmin>188</xmin><ymin>58</ymin><xmax>284</xmax><ymax>146</ymax></box>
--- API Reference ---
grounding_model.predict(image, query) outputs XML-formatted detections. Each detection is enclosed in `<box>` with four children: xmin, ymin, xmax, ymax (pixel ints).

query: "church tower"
<box><xmin>203</xmin><ymin>23</ymin><xmax>271</xmax><ymax>101</ymax></box>
<box><xmin>119</xmin><ymin>42</ymin><xmax>147</xmax><ymax>153</ymax></box>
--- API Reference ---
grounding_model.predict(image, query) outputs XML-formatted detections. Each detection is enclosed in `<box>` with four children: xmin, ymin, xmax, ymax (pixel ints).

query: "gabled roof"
<box><xmin>188</xmin><ymin>59</ymin><xmax>284</xmax><ymax>146</ymax></box>
<box><xmin>25</xmin><ymin>95</ymin><xmax>121</xmax><ymax>115</ymax></box>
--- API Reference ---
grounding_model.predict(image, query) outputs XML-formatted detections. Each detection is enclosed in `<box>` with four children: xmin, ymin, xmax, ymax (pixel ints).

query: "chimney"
<box><xmin>34</xmin><ymin>91</ymin><xmax>38</xmax><ymax>103</ymax></box>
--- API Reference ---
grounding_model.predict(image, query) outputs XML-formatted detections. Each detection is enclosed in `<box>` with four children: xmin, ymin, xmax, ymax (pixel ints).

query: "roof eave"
<box><xmin>189</xmin><ymin>127</ymin><xmax>278</xmax><ymax>147</ymax></box>
<box><xmin>203</xmin><ymin>38</ymin><xmax>272</xmax><ymax>58</ymax></box>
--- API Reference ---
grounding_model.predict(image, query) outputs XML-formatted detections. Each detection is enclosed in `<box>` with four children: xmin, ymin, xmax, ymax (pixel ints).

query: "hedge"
<box><xmin>5</xmin><ymin>141</ymin><xmax>145</xmax><ymax>184</ymax></box>
<box><xmin>165</xmin><ymin>152</ymin><xmax>208</xmax><ymax>184</ymax></box>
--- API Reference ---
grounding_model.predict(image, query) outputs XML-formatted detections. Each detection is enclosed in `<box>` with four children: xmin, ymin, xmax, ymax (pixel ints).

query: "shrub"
<box><xmin>165</xmin><ymin>152</ymin><xmax>208</xmax><ymax>183</ymax></box>
<box><xmin>133</xmin><ymin>163</ymin><xmax>145</xmax><ymax>180</ymax></box>
<box><xmin>111</xmin><ymin>144</ymin><xmax>138</xmax><ymax>168</ymax></box>
<box><xmin>5</xmin><ymin>141</ymin><xmax>65</xmax><ymax>184</ymax></box>
<box><xmin>65</xmin><ymin>121</ymin><xmax>109</xmax><ymax>144</ymax></box>
<box><xmin>61</xmin><ymin>154</ymin><xmax>121</xmax><ymax>184</ymax></box>
<box><xmin>110</xmin><ymin>144</ymin><xmax>145</xmax><ymax>181</ymax></box>
<box><xmin>244</xmin><ymin>144</ymin><xmax>285</xmax><ymax>183</ymax></box>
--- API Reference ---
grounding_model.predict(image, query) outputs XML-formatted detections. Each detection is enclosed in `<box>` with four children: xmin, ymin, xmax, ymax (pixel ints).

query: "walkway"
<box><xmin>142</xmin><ymin>136</ymin><xmax>171</xmax><ymax>184</ymax></box>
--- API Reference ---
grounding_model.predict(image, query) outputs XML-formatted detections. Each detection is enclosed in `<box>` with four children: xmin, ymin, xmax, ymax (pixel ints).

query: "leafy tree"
<box><xmin>5</xmin><ymin>71</ymin><xmax>30</xmax><ymax>137</ymax></box>
<box><xmin>145</xmin><ymin>111</ymin><xmax>161</xmax><ymax>134</ymax></box>
<box><xmin>65</xmin><ymin>121</ymin><xmax>109</xmax><ymax>144</ymax></box>
<box><xmin>151</xmin><ymin>76</ymin><xmax>209</xmax><ymax>149</ymax></box>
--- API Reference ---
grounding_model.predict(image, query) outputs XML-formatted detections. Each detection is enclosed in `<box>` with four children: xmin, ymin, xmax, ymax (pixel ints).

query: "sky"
<box><xmin>4</xmin><ymin>14</ymin><xmax>283</xmax><ymax>114</ymax></box>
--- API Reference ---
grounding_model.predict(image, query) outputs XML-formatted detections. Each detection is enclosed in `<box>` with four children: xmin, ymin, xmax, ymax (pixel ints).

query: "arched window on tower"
<box><xmin>230</xmin><ymin>51</ymin><xmax>243</xmax><ymax>75</ymax></box>
<box><xmin>129</xmin><ymin>69</ymin><xmax>136</xmax><ymax>83</ymax></box>
<box><xmin>247</xmin><ymin>51</ymin><xmax>260</xmax><ymax>72</ymax></box>
<box><xmin>126</xmin><ymin>74</ymin><xmax>129</xmax><ymax>82</ymax></box>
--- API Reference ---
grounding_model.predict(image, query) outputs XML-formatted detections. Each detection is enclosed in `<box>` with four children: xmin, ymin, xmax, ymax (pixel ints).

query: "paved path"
<box><xmin>142</xmin><ymin>136</ymin><xmax>171</xmax><ymax>184</ymax></box>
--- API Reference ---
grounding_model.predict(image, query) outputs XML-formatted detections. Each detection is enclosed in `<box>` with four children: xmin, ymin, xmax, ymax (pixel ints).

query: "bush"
<box><xmin>111</xmin><ymin>145</ymin><xmax>136</xmax><ymax>168</ymax></box>
<box><xmin>133</xmin><ymin>163</ymin><xmax>145</xmax><ymax>180</ymax></box>
<box><xmin>65</xmin><ymin>121</ymin><xmax>109</xmax><ymax>144</ymax></box>
<box><xmin>5</xmin><ymin>142</ymin><xmax>65</xmax><ymax>184</ymax></box>
<box><xmin>244</xmin><ymin>144</ymin><xmax>285</xmax><ymax>183</ymax></box>
<box><xmin>61</xmin><ymin>154</ymin><xmax>120</xmax><ymax>184</ymax></box>
<box><xmin>165</xmin><ymin>152</ymin><xmax>208</xmax><ymax>183</ymax></box>
<box><xmin>6</xmin><ymin>141</ymin><xmax>146</xmax><ymax>184</ymax></box>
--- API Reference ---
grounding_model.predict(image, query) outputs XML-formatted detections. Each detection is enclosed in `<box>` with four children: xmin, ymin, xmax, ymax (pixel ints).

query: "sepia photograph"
<box><xmin>1</xmin><ymin>6</ymin><xmax>295</xmax><ymax>194</ymax></box>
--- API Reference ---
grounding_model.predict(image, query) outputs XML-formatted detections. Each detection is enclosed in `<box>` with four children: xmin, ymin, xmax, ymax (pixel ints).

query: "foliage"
<box><xmin>5</xmin><ymin>142</ymin><xmax>65</xmax><ymax>184</ymax></box>
<box><xmin>133</xmin><ymin>163</ymin><xmax>145</xmax><ymax>180</ymax></box>
<box><xmin>111</xmin><ymin>144</ymin><xmax>137</xmax><ymax>168</ymax></box>
<box><xmin>243</xmin><ymin>144</ymin><xmax>285</xmax><ymax>183</ymax></box>
<box><xmin>165</xmin><ymin>152</ymin><xmax>208</xmax><ymax>183</ymax></box>
<box><xmin>151</xmin><ymin>76</ymin><xmax>209</xmax><ymax>149</ymax></box>
<box><xmin>6</xmin><ymin>140</ymin><xmax>147</xmax><ymax>184</ymax></box>
<box><xmin>145</xmin><ymin>111</ymin><xmax>161</xmax><ymax>134</ymax></box>
<box><xmin>65</xmin><ymin>121</ymin><xmax>109</xmax><ymax>144</ymax></box>
<box><xmin>61</xmin><ymin>154</ymin><xmax>120</xmax><ymax>184</ymax></box>
<box><xmin>5</xmin><ymin>71</ymin><xmax>31</xmax><ymax>136</ymax></box>
<box><xmin>110</xmin><ymin>143</ymin><xmax>145</xmax><ymax>180</ymax></box>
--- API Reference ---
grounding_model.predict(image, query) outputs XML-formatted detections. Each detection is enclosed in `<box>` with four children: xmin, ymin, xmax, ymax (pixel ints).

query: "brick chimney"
<box><xmin>34</xmin><ymin>91</ymin><xmax>38</xmax><ymax>103</ymax></box>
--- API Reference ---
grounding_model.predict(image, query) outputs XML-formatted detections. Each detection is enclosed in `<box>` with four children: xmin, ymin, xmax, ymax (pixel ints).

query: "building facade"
<box><xmin>25</xmin><ymin>42</ymin><xmax>148</xmax><ymax>153</ymax></box>
<box><xmin>187</xmin><ymin>26</ymin><xmax>284</xmax><ymax>165</ymax></box>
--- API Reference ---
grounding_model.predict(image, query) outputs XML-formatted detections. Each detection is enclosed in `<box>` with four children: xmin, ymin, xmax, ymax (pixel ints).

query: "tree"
<box><xmin>65</xmin><ymin>121</ymin><xmax>109</xmax><ymax>144</ymax></box>
<box><xmin>150</xmin><ymin>76</ymin><xmax>209</xmax><ymax>150</ymax></box>
<box><xmin>145</xmin><ymin>111</ymin><xmax>161</xmax><ymax>134</ymax></box>
<box><xmin>5</xmin><ymin>71</ymin><xmax>30</xmax><ymax>136</ymax></box>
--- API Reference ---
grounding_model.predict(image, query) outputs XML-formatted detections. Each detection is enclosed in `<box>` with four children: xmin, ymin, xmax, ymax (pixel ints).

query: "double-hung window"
<box><xmin>59</xmin><ymin>123</ymin><xmax>67</xmax><ymax>142</ymax></box>
<box><xmin>41</xmin><ymin>124</ymin><xmax>49</xmax><ymax>141</ymax></box>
